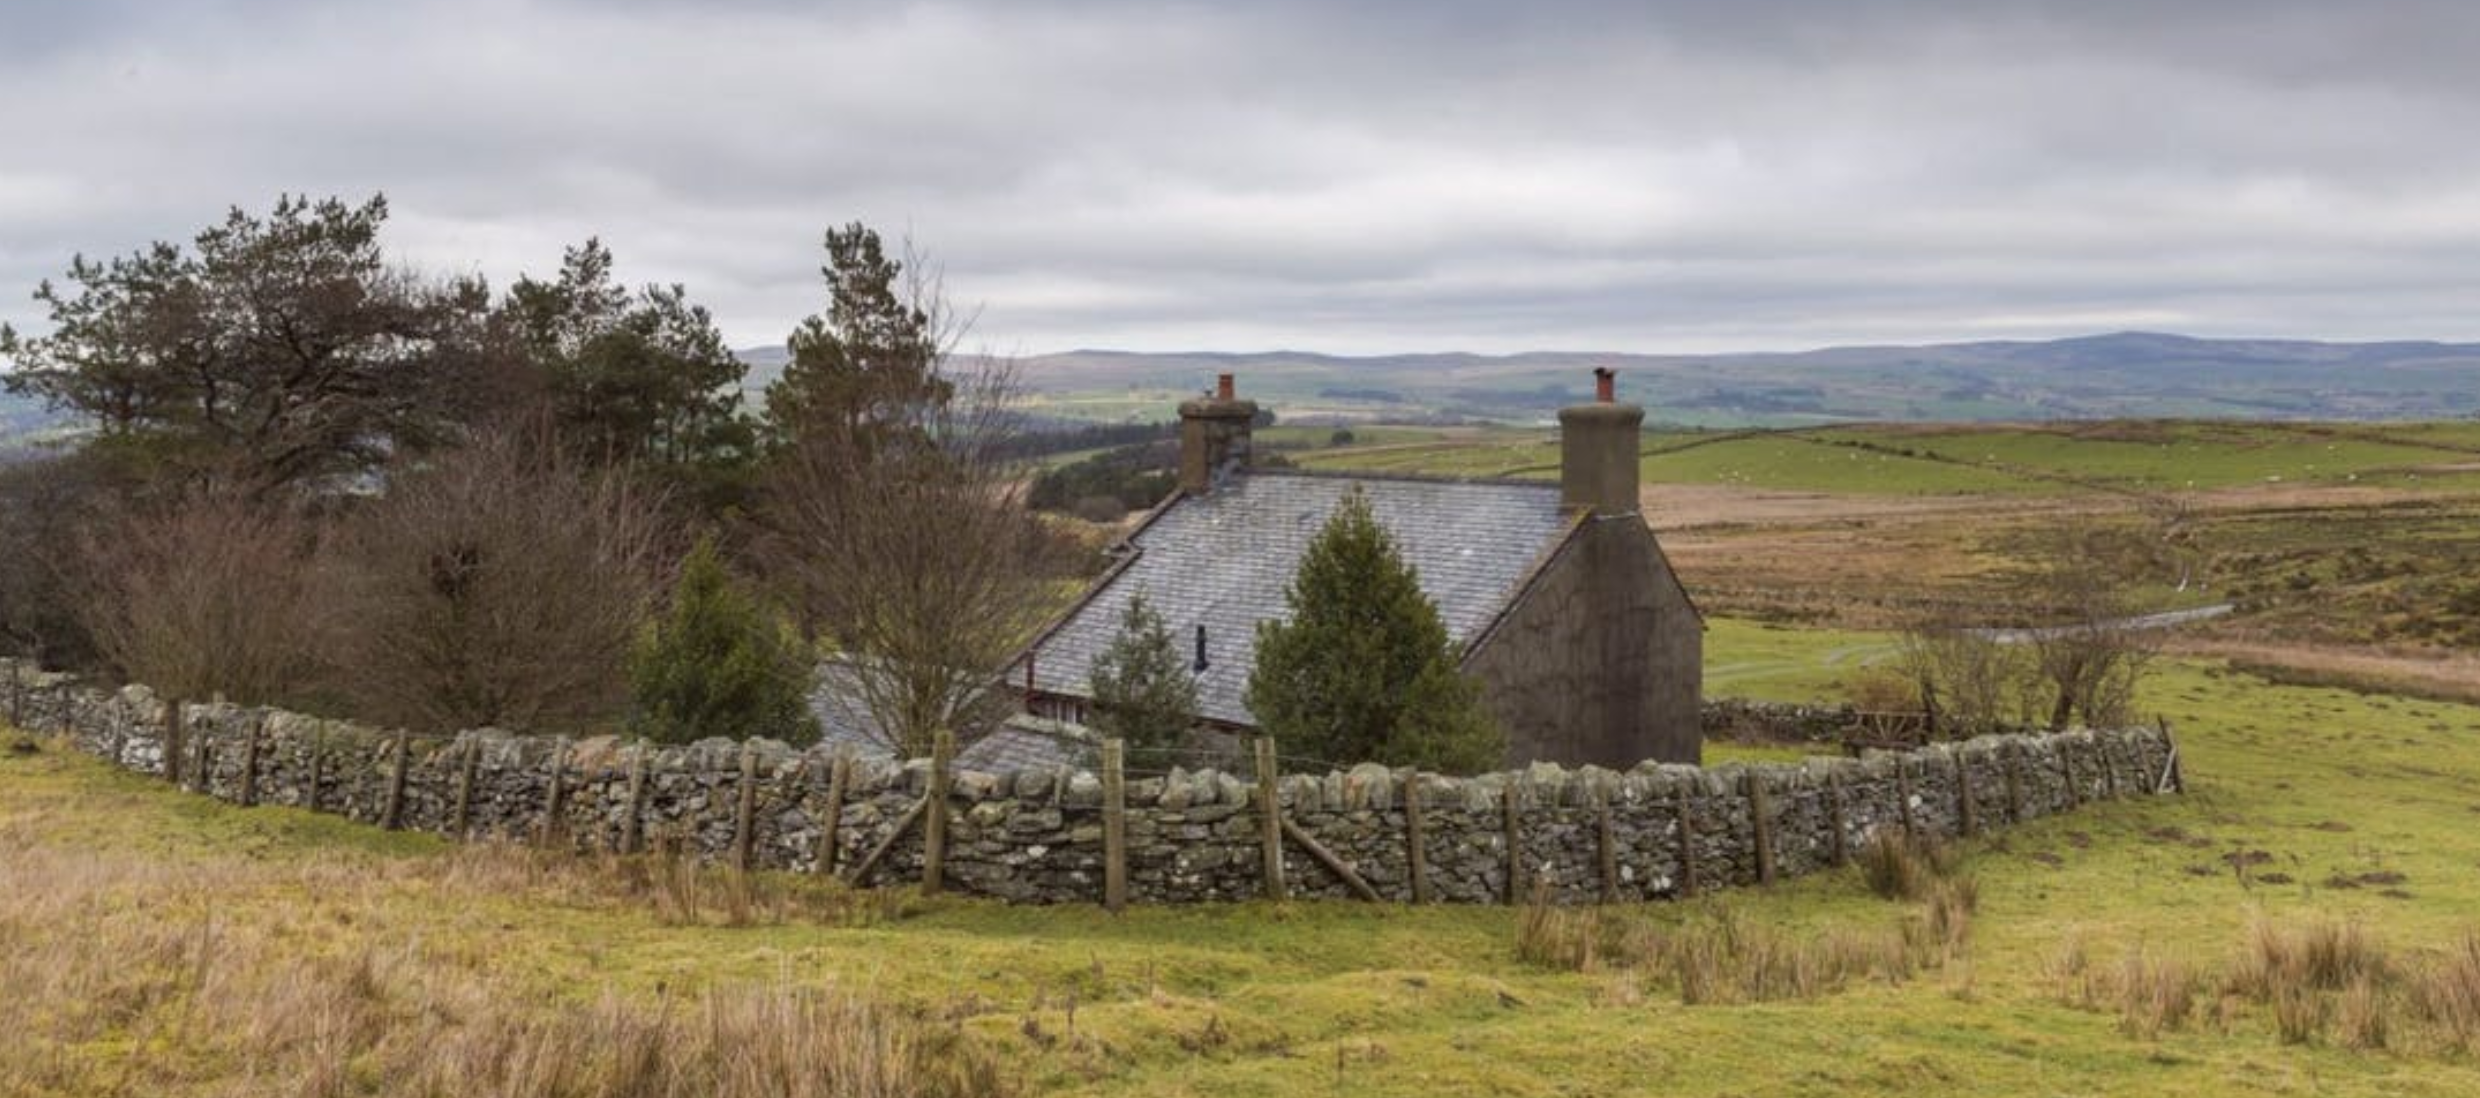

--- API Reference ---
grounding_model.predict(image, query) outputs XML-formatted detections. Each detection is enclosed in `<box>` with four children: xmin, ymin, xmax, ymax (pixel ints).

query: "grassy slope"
<box><xmin>1835</xmin><ymin>422</ymin><xmax>2480</xmax><ymax>492</ymax></box>
<box><xmin>1296</xmin><ymin>420</ymin><xmax>2480</xmax><ymax>496</ymax></box>
<box><xmin>10</xmin><ymin>622</ymin><xmax>2480</xmax><ymax>1096</ymax></box>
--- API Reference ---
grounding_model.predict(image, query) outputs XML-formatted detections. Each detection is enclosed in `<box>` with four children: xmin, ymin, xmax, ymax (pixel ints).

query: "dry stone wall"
<box><xmin>0</xmin><ymin>660</ymin><xmax>2180</xmax><ymax>905</ymax></box>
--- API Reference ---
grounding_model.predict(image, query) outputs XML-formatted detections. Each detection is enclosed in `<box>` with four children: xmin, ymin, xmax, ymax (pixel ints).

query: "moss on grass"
<box><xmin>7</xmin><ymin>617</ymin><xmax>2480</xmax><ymax>1095</ymax></box>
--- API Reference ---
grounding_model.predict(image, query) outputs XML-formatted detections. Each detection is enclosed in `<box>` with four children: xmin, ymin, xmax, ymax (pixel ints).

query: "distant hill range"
<box><xmin>0</xmin><ymin>390</ymin><xmax>64</xmax><ymax>460</ymax></box>
<box><xmin>741</xmin><ymin>331</ymin><xmax>2480</xmax><ymax>426</ymax></box>
<box><xmin>9</xmin><ymin>332</ymin><xmax>2478</xmax><ymax>454</ymax></box>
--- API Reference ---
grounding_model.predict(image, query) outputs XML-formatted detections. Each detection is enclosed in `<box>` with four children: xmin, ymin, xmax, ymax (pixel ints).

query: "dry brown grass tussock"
<box><xmin>0</xmin><ymin>820</ymin><xmax>1010</xmax><ymax>1098</ymax></box>
<box><xmin>2056</xmin><ymin>916</ymin><xmax>2480</xmax><ymax>1057</ymax></box>
<box><xmin>1518</xmin><ymin>835</ymin><xmax>1976</xmax><ymax>1007</ymax></box>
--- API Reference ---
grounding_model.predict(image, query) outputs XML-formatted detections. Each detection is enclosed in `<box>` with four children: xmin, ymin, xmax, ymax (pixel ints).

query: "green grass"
<box><xmin>1294</xmin><ymin>420</ymin><xmax>2480</xmax><ymax>497</ymax></box>
<box><xmin>1835</xmin><ymin>422</ymin><xmax>2476</xmax><ymax>492</ymax></box>
<box><xmin>1254</xmin><ymin>425</ymin><xmax>1451</xmax><ymax>451</ymax></box>
<box><xmin>10</xmin><ymin>618</ymin><xmax>2480</xmax><ymax>1095</ymax></box>
<box><xmin>1640</xmin><ymin>434</ymin><xmax>2052</xmax><ymax>494</ymax></box>
<box><xmin>1704</xmin><ymin>619</ymin><xmax>1901</xmax><ymax>698</ymax></box>
<box><xmin>1295</xmin><ymin>433</ymin><xmax>1562</xmax><ymax>479</ymax></box>
<box><xmin>1296</xmin><ymin>429</ymin><xmax>2047</xmax><ymax>494</ymax></box>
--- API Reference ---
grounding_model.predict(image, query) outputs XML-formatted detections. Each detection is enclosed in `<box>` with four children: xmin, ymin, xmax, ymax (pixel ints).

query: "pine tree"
<box><xmin>0</xmin><ymin>194</ymin><xmax>506</xmax><ymax>493</ymax></box>
<box><xmin>628</xmin><ymin>537</ymin><xmax>820</xmax><ymax>746</ymax></box>
<box><xmin>1245</xmin><ymin>489</ymin><xmax>1504</xmax><ymax>773</ymax></box>
<box><xmin>1087</xmin><ymin>595</ymin><xmax>1197</xmax><ymax>751</ymax></box>
<box><xmin>760</xmin><ymin>223</ymin><xmax>951</xmax><ymax>448</ymax></box>
<box><xmin>501</xmin><ymin>238</ymin><xmax>757</xmax><ymax>510</ymax></box>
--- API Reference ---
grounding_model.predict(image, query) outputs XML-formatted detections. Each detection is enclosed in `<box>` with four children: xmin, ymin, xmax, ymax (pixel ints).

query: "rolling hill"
<box><xmin>740</xmin><ymin>332</ymin><xmax>2480</xmax><ymax>426</ymax></box>
<box><xmin>8</xmin><ymin>331</ymin><xmax>2478</xmax><ymax>456</ymax></box>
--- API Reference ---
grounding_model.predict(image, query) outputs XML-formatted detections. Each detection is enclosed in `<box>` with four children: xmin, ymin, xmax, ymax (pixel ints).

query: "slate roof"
<box><xmin>809</xmin><ymin>660</ymin><xmax>1096</xmax><ymax>772</ymax></box>
<box><xmin>1021</xmin><ymin>470</ymin><xmax>1577</xmax><ymax>727</ymax></box>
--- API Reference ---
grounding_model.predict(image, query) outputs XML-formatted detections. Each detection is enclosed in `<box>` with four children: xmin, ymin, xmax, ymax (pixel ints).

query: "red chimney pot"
<box><xmin>1594</xmin><ymin>367</ymin><xmax>1616</xmax><ymax>403</ymax></box>
<box><xmin>1216</xmin><ymin>373</ymin><xmax>1236</xmax><ymax>400</ymax></box>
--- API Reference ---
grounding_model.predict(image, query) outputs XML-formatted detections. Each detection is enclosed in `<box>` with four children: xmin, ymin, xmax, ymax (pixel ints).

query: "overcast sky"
<box><xmin>5</xmin><ymin>0</ymin><xmax>2478</xmax><ymax>355</ymax></box>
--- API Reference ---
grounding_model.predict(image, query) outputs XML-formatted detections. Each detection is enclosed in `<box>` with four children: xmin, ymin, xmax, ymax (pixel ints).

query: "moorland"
<box><xmin>8</xmin><ymin>411</ymin><xmax>2480</xmax><ymax>1097</ymax></box>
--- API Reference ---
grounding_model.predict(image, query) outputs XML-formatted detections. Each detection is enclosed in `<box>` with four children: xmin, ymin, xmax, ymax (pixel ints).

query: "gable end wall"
<box><xmin>1465</xmin><ymin>517</ymin><xmax>1702</xmax><ymax>768</ymax></box>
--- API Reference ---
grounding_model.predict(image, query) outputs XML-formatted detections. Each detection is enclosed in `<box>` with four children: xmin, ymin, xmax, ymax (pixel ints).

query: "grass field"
<box><xmin>1291</xmin><ymin>418</ymin><xmax>2480</xmax><ymax>701</ymax></box>
<box><xmin>11</xmin><ymin>618</ymin><xmax>2480</xmax><ymax>1097</ymax></box>
<box><xmin>1296</xmin><ymin>420</ymin><xmax>2480</xmax><ymax>496</ymax></box>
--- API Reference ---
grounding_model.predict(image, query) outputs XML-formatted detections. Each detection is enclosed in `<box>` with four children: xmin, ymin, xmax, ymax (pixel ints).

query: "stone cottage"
<box><xmin>1011</xmin><ymin>370</ymin><xmax>1703</xmax><ymax>769</ymax></box>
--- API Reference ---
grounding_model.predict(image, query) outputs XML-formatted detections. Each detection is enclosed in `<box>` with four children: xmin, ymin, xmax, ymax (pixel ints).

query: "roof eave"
<box><xmin>997</xmin><ymin>486</ymin><xmax>1196</xmax><ymax>692</ymax></box>
<box><xmin>1457</xmin><ymin>505</ymin><xmax>1593</xmax><ymax>666</ymax></box>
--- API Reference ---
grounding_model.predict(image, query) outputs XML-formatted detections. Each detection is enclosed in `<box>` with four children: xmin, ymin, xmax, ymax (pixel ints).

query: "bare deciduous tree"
<box><xmin>321</xmin><ymin>428</ymin><xmax>667</xmax><ymax>734</ymax></box>
<box><xmin>1899</xmin><ymin>526</ymin><xmax>2161</xmax><ymax>736</ymax></box>
<box><xmin>755</xmin><ymin>359</ymin><xmax>1069</xmax><ymax>757</ymax></box>
<box><xmin>70</xmin><ymin>485</ymin><xmax>329</xmax><ymax>705</ymax></box>
<box><xmin>0</xmin><ymin>451</ymin><xmax>126</xmax><ymax>668</ymax></box>
<box><xmin>1896</xmin><ymin>618</ymin><xmax>2040</xmax><ymax>737</ymax></box>
<box><xmin>2023</xmin><ymin>530</ymin><xmax>2158</xmax><ymax>731</ymax></box>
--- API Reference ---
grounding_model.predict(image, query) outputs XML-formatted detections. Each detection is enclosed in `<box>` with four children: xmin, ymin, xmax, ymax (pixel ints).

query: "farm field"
<box><xmin>1296</xmin><ymin>419</ymin><xmax>2480</xmax><ymax>700</ymax></box>
<box><xmin>1296</xmin><ymin>419</ymin><xmax>2480</xmax><ymax>496</ymax></box>
<box><xmin>10</xmin><ymin>416</ymin><xmax>2479</xmax><ymax>1097</ymax></box>
<box><xmin>8</xmin><ymin>623</ymin><xmax>2480</xmax><ymax>1096</ymax></box>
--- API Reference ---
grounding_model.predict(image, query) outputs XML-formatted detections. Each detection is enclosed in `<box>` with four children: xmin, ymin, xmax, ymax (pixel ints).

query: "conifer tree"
<box><xmin>501</xmin><ymin>238</ymin><xmax>756</xmax><ymax>510</ymax></box>
<box><xmin>628</xmin><ymin>537</ymin><xmax>819</xmax><ymax>746</ymax></box>
<box><xmin>760</xmin><ymin>223</ymin><xmax>951</xmax><ymax>448</ymax></box>
<box><xmin>1245</xmin><ymin>489</ymin><xmax>1504</xmax><ymax>773</ymax></box>
<box><xmin>0</xmin><ymin>194</ymin><xmax>506</xmax><ymax>494</ymax></box>
<box><xmin>1087</xmin><ymin>594</ymin><xmax>1197</xmax><ymax>751</ymax></box>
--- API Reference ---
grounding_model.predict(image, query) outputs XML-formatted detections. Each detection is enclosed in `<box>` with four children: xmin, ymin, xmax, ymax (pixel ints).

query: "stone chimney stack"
<box><xmin>1178</xmin><ymin>372</ymin><xmax>1257</xmax><ymax>494</ymax></box>
<box><xmin>1558</xmin><ymin>367</ymin><xmax>1642</xmax><ymax>516</ymax></box>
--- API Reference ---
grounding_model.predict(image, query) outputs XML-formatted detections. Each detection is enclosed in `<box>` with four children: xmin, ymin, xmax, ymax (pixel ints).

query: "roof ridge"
<box><xmin>1243</xmin><ymin>466</ymin><xmax>1560</xmax><ymax>490</ymax></box>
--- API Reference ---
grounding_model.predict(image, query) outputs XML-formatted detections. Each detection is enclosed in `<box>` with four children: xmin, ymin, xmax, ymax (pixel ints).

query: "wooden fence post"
<box><xmin>733</xmin><ymin>741</ymin><xmax>762</xmax><ymax>871</ymax></box>
<box><xmin>451</xmin><ymin>737</ymin><xmax>479</xmax><ymax>838</ymax></box>
<box><xmin>163</xmin><ymin>698</ymin><xmax>185</xmax><ymax>787</ymax></box>
<box><xmin>1594</xmin><ymin>779</ymin><xmax>1619</xmax><ymax>904</ymax></box>
<box><xmin>2158</xmin><ymin>719</ymin><xmax>2186</xmax><ymax>795</ymax></box>
<box><xmin>2002</xmin><ymin>742</ymin><xmax>2026</xmax><ymax>823</ymax></box>
<box><xmin>617</xmin><ymin>740</ymin><xmax>649</xmax><ymax>853</ymax></box>
<box><xmin>1955</xmin><ymin>749</ymin><xmax>1978</xmax><ymax>837</ymax></box>
<box><xmin>1254</xmin><ymin>738</ymin><xmax>1286</xmax><ymax>902</ymax></box>
<box><xmin>2060</xmin><ymin>743</ymin><xmax>2081</xmax><ymax>808</ymax></box>
<box><xmin>1894</xmin><ymin>755</ymin><xmax>1916</xmax><ymax>835</ymax></box>
<box><xmin>1825</xmin><ymin>768</ymin><xmax>1848</xmax><ymax>867</ymax></box>
<box><xmin>108</xmin><ymin>702</ymin><xmax>129</xmax><ymax>767</ymax></box>
<box><xmin>381</xmin><ymin>731</ymin><xmax>410</xmax><ymax>831</ymax></box>
<box><xmin>1501</xmin><ymin>779</ymin><xmax>1524</xmax><ymax>905</ymax></box>
<box><xmin>1745</xmin><ymin>772</ymin><xmax>1775</xmax><ymax>887</ymax></box>
<box><xmin>306</xmin><ymin>727</ymin><xmax>327</xmax><ymax>812</ymax></box>
<box><xmin>1403</xmin><ymin>771</ymin><xmax>1428</xmax><ymax>904</ymax></box>
<box><xmin>922</xmin><ymin>731</ymin><xmax>952</xmax><ymax>894</ymax></box>
<box><xmin>1279</xmin><ymin>817</ymin><xmax>1382</xmax><ymax>902</ymax></box>
<box><xmin>2098</xmin><ymin>736</ymin><xmax>2121</xmax><ymax>799</ymax></box>
<box><xmin>1673</xmin><ymin>790</ymin><xmax>1700</xmax><ymax>899</ymax></box>
<box><xmin>845</xmin><ymin>799</ymin><xmax>926</xmax><ymax>886</ymax></box>
<box><xmin>192</xmin><ymin>717</ymin><xmax>214</xmax><ymax>795</ymax></box>
<box><xmin>6</xmin><ymin>660</ymin><xmax>23</xmax><ymax>729</ymax></box>
<box><xmin>538</xmin><ymin>738</ymin><xmax>569</xmax><ymax>846</ymax></box>
<box><xmin>817</xmin><ymin>751</ymin><xmax>850</xmax><ymax>875</ymax></box>
<box><xmin>238</xmin><ymin>714</ymin><xmax>264</xmax><ymax>807</ymax></box>
<box><xmin>1101</xmin><ymin>738</ymin><xmax>1127</xmax><ymax>912</ymax></box>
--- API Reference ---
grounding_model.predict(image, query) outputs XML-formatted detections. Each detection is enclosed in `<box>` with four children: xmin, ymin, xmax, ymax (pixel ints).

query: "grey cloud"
<box><xmin>4</xmin><ymin>0</ymin><xmax>2478</xmax><ymax>356</ymax></box>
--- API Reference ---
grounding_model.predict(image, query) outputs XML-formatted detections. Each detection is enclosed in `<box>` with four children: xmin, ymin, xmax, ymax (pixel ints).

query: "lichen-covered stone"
<box><xmin>0</xmin><ymin>659</ymin><xmax>2179</xmax><ymax>907</ymax></box>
